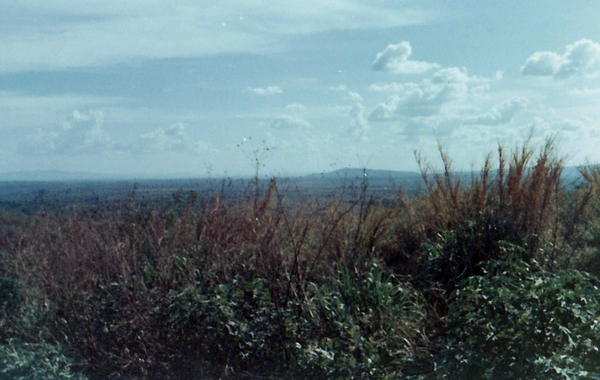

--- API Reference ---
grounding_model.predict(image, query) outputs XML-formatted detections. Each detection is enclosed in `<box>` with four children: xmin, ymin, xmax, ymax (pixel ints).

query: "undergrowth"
<box><xmin>2</xmin><ymin>139</ymin><xmax>600</xmax><ymax>379</ymax></box>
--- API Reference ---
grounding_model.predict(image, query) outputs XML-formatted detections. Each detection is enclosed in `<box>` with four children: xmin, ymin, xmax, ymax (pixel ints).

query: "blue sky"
<box><xmin>2</xmin><ymin>0</ymin><xmax>600</xmax><ymax>177</ymax></box>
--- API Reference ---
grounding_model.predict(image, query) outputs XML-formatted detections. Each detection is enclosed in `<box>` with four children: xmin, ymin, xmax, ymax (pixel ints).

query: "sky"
<box><xmin>2</xmin><ymin>0</ymin><xmax>600</xmax><ymax>177</ymax></box>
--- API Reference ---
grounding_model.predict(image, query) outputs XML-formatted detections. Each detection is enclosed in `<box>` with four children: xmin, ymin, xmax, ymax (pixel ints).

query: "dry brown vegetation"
<box><xmin>3</xmin><ymin>139</ymin><xmax>600</xmax><ymax>379</ymax></box>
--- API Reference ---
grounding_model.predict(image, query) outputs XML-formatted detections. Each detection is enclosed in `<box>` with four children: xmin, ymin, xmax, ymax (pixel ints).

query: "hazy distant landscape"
<box><xmin>0</xmin><ymin>168</ymin><xmax>422</xmax><ymax>211</ymax></box>
<box><xmin>0</xmin><ymin>165</ymin><xmax>584</xmax><ymax>211</ymax></box>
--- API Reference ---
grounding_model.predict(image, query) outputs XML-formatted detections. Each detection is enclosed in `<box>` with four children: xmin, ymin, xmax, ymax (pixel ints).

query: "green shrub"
<box><xmin>296</xmin><ymin>264</ymin><xmax>430</xmax><ymax>379</ymax></box>
<box><xmin>433</xmin><ymin>247</ymin><xmax>600</xmax><ymax>380</ymax></box>
<box><xmin>418</xmin><ymin>215</ymin><xmax>522</xmax><ymax>297</ymax></box>
<box><xmin>0</xmin><ymin>339</ymin><xmax>87</xmax><ymax>380</ymax></box>
<box><xmin>154</xmin><ymin>276</ymin><xmax>292</xmax><ymax>379</ymax></box>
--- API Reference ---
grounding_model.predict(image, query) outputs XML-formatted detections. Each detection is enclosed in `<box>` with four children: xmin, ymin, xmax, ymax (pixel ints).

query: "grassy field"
<box><xmin>3</xmin><ymin>140</ymin><xmax>600</xmax><ymax>379</ymax></box>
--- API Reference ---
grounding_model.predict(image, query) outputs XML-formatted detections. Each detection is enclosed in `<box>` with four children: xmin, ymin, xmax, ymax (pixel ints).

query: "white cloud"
<box><xmin>520</xmin><ymin>52</ymin><xmax>563</xmax><ymax>76</ymax></box>
<box><xmin>463</xmin><ymin>97</ymin><xmax>528</xmax><ymax>126</ymax></box>
<box><xmin>369</xmin><ymin>74</ymin><xmax>470</xmax><ymax>120</ymax></box>
<box><xmin>372</xmin><ymin>41</ymin><xmax>440</xmax><ymax>74</ymax></box>
<box><xmin>368</xmin><ymin>67</ymin><xmax>496</xmax><ymax>122</ymax></box>
<box><xmin>521</xmin><ymin>39</ymin><xmax>600</xmax><ymax>78</ymax></box>
<box><xmin>432</xmin><ymin>67</ymin><xmax>473</xmax><ymax>84</ymax></box>
<box><xmin>19</xmin><ymin>110</ymin><xmax>110</xmax><ymax>155</ymax></box>
<box><xmin>345</xmin><ymin>103</ymin><xmax>369</xmax><ymax>142</ymax></box>
<box><xmin>369</xmin><ymin>95</ymin><xmax>403</xmax><ymax>121</ymax></box>
<box><xmin>347</xmin><ymin>91</ymin><xmax>364</xmax><ymax>103</ymax></box>
<box><xmin>271</xmin><ymin>115</ymin><xmax>310</xmax><ymax>129</ymax></box>
<box><xmin>131</xmin><ymin>122</ymin><xmax>189</xmax><ymax>154</ymax></box>
<box><xmin>0</xmin><ymin>92</ymin><xmax>130</xmax><ymax>130</ymax></box>
<box><xmin>0</xmin><ymin>2</ymin><xmax>438</xmax><ymax>73</ymax></box>
<box><xmin>243</xmin><ymin>86</ymin><xmax>283</xmax><ymax>96</ymax></box>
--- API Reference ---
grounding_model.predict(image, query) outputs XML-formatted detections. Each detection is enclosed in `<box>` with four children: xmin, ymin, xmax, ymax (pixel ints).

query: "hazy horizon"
<box><xmin>2</xmin><ymin>1</ymin><xmax>600</xmax><ymax>177</ymax></box>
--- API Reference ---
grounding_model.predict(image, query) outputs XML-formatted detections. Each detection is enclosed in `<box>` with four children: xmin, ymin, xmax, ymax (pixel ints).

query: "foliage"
<box><xmin>295</xmin><ymin>264</ymin><xmax>430</xmax><ymax>379</ymax></box>
<box><xmin>0</xmin><ymin>339</ymin><xmax>87</xmax><ymax>380</ymax></box>
<box><xmin>3</xmin><ymin>140</ymin><xmax>600</xmax><ymax>379</ymax></box>
<box><xmin>434</xmin><ymin>247</ymin><xmax>600</xmax><ymax>380</ymax></box>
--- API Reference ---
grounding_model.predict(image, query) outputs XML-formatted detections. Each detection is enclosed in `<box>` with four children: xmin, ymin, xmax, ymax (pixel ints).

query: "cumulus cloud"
<box><xmin>369</xmin><ymin>95</ymin><xmax>403</xmax><ymax>121</ymax></box>
<box><xmin>345</xmin><ymin>104</ymin><xmax>369</xmax><ymax>142</ymax></box>
<box><xmin>520</xmin><ymin>52</ymin><xmax>563</xmax><ymax>76</ymax></box>
<box><xmin>369</xmin><ymin>74</ymin><xmax>470</xmax><ymax>120</ymax></box>
<box><xmin>368</xmin><ymin>67</ymin><xmax>498</xmax><ymax>123</ymax></box>
<box><xmin>131</xmin><ymin>122</ymin><xmax>189</xmax><ymax>154</ymax></box>
<box><xmin>243</xmin><ymin>86</ymin><xmax>283</xmax><ymax>96</ymax></box>
<box><xmin>372</xmin><ymin>41</ymin><xmax>441</xmax><ymax>74</ymax></box>
<box><xmin>271</xmin><ymin>115</ymin><xmax>310</xmax><ymax>129</ymax></box>
<box><xmin>521</xmin><ymin>39</ymin><xmax>600</xmax><ymax>78</ymax></box>
<box><xmin>370</xmin><ymin>87</ymin><xmax>449</xmax><ymax>121</ymax></box>
<box><xmin>432</xmin><ymin>67</ymin><xmax>473</xmax><ymax>84</ymax></box>
<box><xmin>19</xmin><ymin>110</ymin><xmax>110</xmax><ymax>155</ymax></box>
<box><xmin>463</xmin><ymin>97</ymin><xmax>528</xmax><ymax>126</ymax></box>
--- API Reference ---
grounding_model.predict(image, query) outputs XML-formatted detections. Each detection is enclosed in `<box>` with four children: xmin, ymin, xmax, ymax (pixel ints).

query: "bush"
<box><xmin>0</xmin><ymin>339</ymin><xmax>87</xmax><ymax>380</ymax></box>
<box><xmin>433</xmin><ymin>246</ymin><xmax>600</xmax><ymax>380</ymax></box>
<box><xmin>295</xmin><ymin>264</ymin><xmax>431</xmax><ymax>379</ymax></box>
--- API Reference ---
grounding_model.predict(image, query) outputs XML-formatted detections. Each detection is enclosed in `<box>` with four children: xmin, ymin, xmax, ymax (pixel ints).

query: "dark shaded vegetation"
<box><xmin>3</xmin><ymin>140</ymin><xmax>600</xmax><ymax>379</ymax></box>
